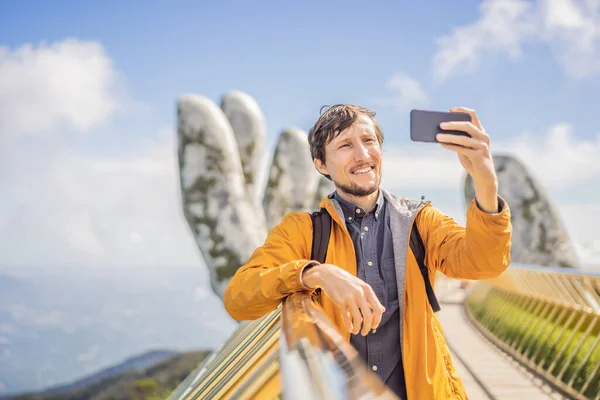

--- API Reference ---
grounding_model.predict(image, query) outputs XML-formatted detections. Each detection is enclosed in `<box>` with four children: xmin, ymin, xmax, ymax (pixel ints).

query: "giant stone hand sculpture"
<box><xmin>177</xmin><ymin>91</ymin><xmax>333</xmax><ymax>300</ymax></box>
<box><xmin>463</xmin><ymin>154</ymin><xmax>580</xmax><ymax>269</ymax></box>
<box><xmin>263</xmin><ymin>128</ymin><xmax>323</xmax><ymax>230</ymax></box>
<box><xmin>221</xmin><ymin>91</ymin><xmax>266</xmax><ymax>205</ymax></box>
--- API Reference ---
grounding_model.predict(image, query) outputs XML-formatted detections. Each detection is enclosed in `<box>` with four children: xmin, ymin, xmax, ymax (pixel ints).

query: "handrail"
<box><xmin>280</xmin><ymin>292</ymin><xmax>398</xmax><ymax>400</ymax></box>
<box><xmin>167</xmin><ymin>311</ymin><xmax>282</xmax><ymax>400</ymax></box>
<box><xmin>167</xmin><ymin>291</ymin><xmax>399</xmax><ymax>400</ymax></box>
<box><xmin>465</xmin><ymin>263</ymin><xmax>600</xmax><ymax>400</ymax></box>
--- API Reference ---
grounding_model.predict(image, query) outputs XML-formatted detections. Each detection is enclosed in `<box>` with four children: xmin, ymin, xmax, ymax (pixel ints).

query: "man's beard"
<box><xmin>334</xmin><ymin>174</ymin><xmax>380</xmax><ymax>197</ymax></box>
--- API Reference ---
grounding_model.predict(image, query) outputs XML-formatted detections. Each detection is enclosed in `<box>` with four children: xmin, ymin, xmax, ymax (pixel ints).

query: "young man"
<box><xmin>224</xmin><ymin>104</ymin><xmax>512</xmax><ymax>399</ymax></box>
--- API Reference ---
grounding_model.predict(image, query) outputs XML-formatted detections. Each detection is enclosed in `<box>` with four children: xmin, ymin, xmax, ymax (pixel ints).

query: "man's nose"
<box><xmin>353</xmin><ymin>143</ymin><xmax>369</xmax><ymax>160</ymax></box>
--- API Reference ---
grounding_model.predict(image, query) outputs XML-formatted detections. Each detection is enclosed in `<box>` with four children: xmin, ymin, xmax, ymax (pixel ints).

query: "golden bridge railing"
<box><xmin>167</xmin><ymin>292</ymin><xmax>397</xmax><ymax>400</ymax></box>
<box><xmin>465</xmin><ymin>263</ymin><xmax>600</xmax><ymax>400</ymax></box>
<box><xmin>279</xmin><ymin>292</ymin><xmax>397</xmax><ymax>400</ymax></box>
<box><xmin>167</xmin><ymin>309</ymin><xmax>282</xmax><ymax>400</ymax></box>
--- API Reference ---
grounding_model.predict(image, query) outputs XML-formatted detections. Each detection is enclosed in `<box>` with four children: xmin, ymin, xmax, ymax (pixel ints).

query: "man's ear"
<box><xmin>314</xmin><ymin>158</ymin><xmax>328</xmax><ymax>176</ymax></box>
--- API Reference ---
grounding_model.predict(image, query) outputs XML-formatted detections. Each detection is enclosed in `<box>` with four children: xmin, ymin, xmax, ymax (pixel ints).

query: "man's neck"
<box><xmin>335</xmin><ymin>188</ymin><xmax>380</xmax><ymax>212</ymax></box>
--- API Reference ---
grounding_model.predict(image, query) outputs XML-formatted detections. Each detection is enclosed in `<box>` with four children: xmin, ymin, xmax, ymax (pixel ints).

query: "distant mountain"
<box><xmin>3</xmin><ymin>350</ymin><xmax>211</xmax><ymax>400</ymax></box>
<box><xmin>38</xmin><ymin>349</ymin><xmax>177</xmax><ymax>395</ymax></box>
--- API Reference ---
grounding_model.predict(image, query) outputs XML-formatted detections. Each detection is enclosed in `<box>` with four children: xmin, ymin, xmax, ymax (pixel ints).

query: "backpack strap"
<box><xmin>409</xmin><ymin>222</ymin><xmax>441</xmax><ymax>312</ymax></box>
<box><xmin>309</xmin><ymin>208</ymin><xmax>332</xmax><ymax>263</ymax></box>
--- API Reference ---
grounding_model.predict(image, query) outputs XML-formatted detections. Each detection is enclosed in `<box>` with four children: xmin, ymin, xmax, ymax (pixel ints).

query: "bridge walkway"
<box><xmin>437</xmin><ymin>279</ymin><xmax>570</xmax><ymax>400</ymax></box>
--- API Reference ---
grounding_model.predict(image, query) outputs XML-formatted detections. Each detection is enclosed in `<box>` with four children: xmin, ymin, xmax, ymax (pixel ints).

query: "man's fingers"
<box><xmin>341</xmin><ymin>309</ymin><xmax>353</xmax><ymax>333</ymax></box>
<box><xmin>365</xmin><ymin>288</ymin><xmax>384</xmax><ymax>322</ymax></box>
<box><xmin>436</xmin><ymin>133</ymin><xmax>478</xmax><ymax>149</ymax></box>
<box><xmin>440</xmin><ymin>120</ymin><xmax>489</xmax><ymax>144</ymax></box>
<box><xmin>358</xmin><ymin>298</ymin><xmax>373</xmax><ymax>336</ymax></box>
<box><xmin>364</xmin><ymin>286</ymin><xmax>385</xmax><ymax>331</ymax></box>
<box><xmin>440</xmin><ymin>142</ymin><xmax>474</xmax><ymax>157</ymax></box>
<box><xmin>371</xmin><ymin>306</ymin><xmax>383</xmax><ymax>330</ymax></box>
<box><xmin>450</xmin><ymin>106</ymin><xmax>483</xmax><ymax>131</ymax></box>
<box><xmin>348</xmin><ymin>303</ymin><xmax>363</xmax><ymax>335</ymax></box>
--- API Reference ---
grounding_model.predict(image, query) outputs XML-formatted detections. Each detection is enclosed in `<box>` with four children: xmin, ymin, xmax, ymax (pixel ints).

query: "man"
<box><xmin>224</xmin><ymin>104</ymin><xmax>512</xmax><ymax>399</ymax></box>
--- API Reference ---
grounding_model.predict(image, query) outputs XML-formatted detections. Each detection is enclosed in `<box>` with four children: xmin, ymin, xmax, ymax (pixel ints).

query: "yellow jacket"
<box><xmin>224</xmin><ymin>189</ymin><xmax>512</xmax><ymax>399</ymax></box>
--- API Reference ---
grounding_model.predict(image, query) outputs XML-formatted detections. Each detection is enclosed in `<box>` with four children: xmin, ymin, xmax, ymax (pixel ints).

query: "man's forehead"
<box><xmin>332</xmin><ymin>115</ymin><xmax>376</xmax><ymax>140</ymax></box>
<box><xmin>355</xmin><ymin>114</ymin><xmax>375</xmax><ymax>128</ymax></box>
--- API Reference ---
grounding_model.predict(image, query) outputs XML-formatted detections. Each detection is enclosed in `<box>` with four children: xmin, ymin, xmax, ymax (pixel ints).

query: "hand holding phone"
<box><xmin>410</xmin><ymin>109</ymin><xmax>472</xmax><ymax>143</ymax></box>
<box><xmin>409</xmin><ymin>106</ymin><xmax>500</xmax><ymax>213</ymax></box>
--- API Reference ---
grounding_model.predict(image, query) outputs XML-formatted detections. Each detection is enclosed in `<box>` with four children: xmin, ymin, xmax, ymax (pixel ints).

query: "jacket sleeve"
<box><xmin>223</xmin><ymin>211</ymin><xmax>317</xmax><ymax>321</ymax></box>
<box><xmin>415</xmin><ymin>196</ymin><xmax>512</xmax><ymax>280</ymax></box>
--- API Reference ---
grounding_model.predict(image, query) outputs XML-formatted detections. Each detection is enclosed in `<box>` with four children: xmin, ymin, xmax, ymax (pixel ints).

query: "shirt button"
<box><xmin>364</xmin><ymin>227</ymin><xmax>369</xmax><ymax>231</ymax></box>
<box><xmin>356</xmin><ymin>209</ymin><xmax>361</xmax><ymax>214</ymax></box>
<box><xmin>372</xmin><ymin>365</ymin><xmax>378</xmax><ymax>371</ymax></box>
<box><xmin>367</xmin><ymin>261</ymin><xmax>373</xmax><ymax>266</ymax></box>
<box><xmin>348</xmin><ymin>217</ymin><xmax>353</xmax><ymax>221</ymax></box>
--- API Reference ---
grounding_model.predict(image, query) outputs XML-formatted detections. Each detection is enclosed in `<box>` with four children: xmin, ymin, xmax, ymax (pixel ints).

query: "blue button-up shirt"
<box><xmin>332</xmin><ymin>190</ymin><xmax>407</xmax><ymax>399</ymax></box>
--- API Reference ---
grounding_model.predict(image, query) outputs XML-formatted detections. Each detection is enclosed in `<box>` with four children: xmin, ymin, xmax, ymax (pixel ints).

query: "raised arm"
<box><xmin>415</xmin><ymin>197</ymin><xmax>512</xmax><ymax>280</ymax></box>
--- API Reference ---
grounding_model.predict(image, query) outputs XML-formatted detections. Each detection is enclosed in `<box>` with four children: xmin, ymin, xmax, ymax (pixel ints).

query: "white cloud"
<box><xmin>0</xmin><ymin>129</ymin><xmax>203</xmax><ymax>268</ymax></box>
<box><xmin>0</xmin><ymin>38</ymin><xmax>124</xmax><ymax>135</ymax></box>
<box><xmin>0</xmin><ymin>38</ymin><xmax>202</xmax><ymax>271</ymax></box>
<box><xmin>574</xmin><ymin>240</ymin><xmax>600</xmax><ymax>268</ymax></box>
<box><xmin>381</xmin><ymin>144</ymin><xmax>464</xmax><ymax>191</ymax></box>
<box><xmin>560</xmin><ymin>203</ymin><xmax>600</xmax><ymax>267</ymax></box>
<box><xmin>496</xmin><ymin>123</ymin><xmax>600</xmax><ymax>188</ymax></box>
<box><xmin>374</xmin><ymin>72</ymin><xmax>429</xmax><ymax>112</ymax></box>
<box><xmin>433</xmin><ymin>0</ymin><xmax>600</xmax><ymax>81</ymax></box>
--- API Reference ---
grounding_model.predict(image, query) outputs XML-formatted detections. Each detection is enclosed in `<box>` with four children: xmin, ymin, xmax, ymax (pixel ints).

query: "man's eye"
<box><xmin>339</xmin><ymin>143</ymin><xmax>350</xmax><ymax>148</ymax></box>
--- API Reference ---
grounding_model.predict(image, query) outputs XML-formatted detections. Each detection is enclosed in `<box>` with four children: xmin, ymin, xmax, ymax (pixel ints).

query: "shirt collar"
<box><xmin>331</xmin><ymin>189</ymin><xmax>384</xmax><ymax>222</ymax></box>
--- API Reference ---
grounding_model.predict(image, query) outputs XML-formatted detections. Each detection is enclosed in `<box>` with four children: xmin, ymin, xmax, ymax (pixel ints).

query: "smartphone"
<box><xmin>410</xmin><ymin>109</ymin><xmax>472</xmax><ymax>143</ymax></box>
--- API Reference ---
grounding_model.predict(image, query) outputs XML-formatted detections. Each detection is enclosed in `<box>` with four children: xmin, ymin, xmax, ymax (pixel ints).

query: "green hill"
<box><xmin>12</xmin><ymin>350</ymin><xmax>212</xmax><ymax>400</ymax></box>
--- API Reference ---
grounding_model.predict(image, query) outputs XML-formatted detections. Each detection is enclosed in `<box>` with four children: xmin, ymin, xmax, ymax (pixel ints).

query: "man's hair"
<box><xmin>307</xmin><ymin>104</ymin><xmax>384</xmax><ymax>178</ymax></box>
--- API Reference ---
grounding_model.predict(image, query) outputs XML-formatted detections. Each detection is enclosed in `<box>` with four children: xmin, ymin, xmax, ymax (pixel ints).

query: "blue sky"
<box><xmin>4</xmin><ymin>0</ymin><xmax>599</xmax><ymax>145</ymax></box>
<box><xmin>1</xmin><ymin>0</ymin><xmax>600</xmax><ymax>271</ymax></box>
